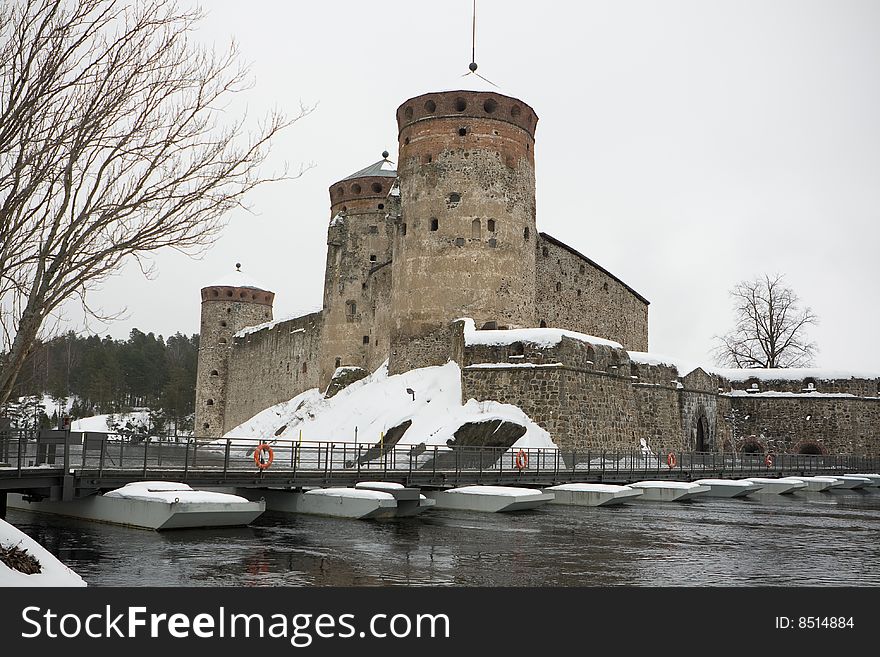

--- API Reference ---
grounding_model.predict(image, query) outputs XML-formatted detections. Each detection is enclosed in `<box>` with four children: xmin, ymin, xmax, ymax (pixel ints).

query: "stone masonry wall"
<box><xmin>536</xmin><ymin>233</ymin><xmax>649</xmax><ymax>351</ymax></box>
<box><xmin>223</xmin><ymin>312</ymin><xmax>323</xmax><ymax>434</ymax></box>
<box><xmin>365</xmin><ymin>261</ymin><xmax>393</xmax><ymax>374</ymax></box>
<box><xmin>726</xmin><ymin>395</ymin><xmax>880</xmax><ymax>456</ymax></box>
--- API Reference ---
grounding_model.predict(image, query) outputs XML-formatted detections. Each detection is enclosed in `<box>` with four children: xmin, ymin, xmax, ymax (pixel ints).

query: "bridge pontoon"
<box><xmin>627</xmin><ymin>481</ymin><xmax>709</xmax><ymax>502</ymax></box>
<box><xmin>423</xmin><ymin>486</ymin><xmax>554</xmax><ymax>512</ymax></box>
<box><xmin>543</xmin><ymin>483</ymin><xmax>643</xmax><ymax>506</ymax></box>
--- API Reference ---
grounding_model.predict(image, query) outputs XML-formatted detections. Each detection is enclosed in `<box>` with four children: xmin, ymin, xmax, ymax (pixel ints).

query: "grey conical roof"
<box><xmin>340</xmin><ymin>158</ymin><xmax>397</xmax><ymax>181</ymax></box>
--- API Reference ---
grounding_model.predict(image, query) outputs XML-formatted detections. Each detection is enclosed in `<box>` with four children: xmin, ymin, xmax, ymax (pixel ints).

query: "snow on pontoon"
<box><xmin>784</xmin><ymin>476</ymin><xmax>844</xmax><ymax>492</ymax></box>
<box><xmin>739</xmin><ymin>477</ymin><xmax>806</xmax><ymax>495</ymax></box>
<box><xmin>424</xmin><ymin>485</ymin><xmax>554</xmax><ymax>513</ymax></box>
<box><xmin>238</xmin><ymin>481</ymin><xmax>436</xmax><ymax>520</ymax></box>
<box><xmin>693</xmin><ymin>479</ymin><xmax>763</xmax><ymax>498</ymax></box>
<box><xmin>354</xmin><ymin>481</ymin><xmax>435</xmax><ymax>516</ymax></box>
<box><xmin>241</xmin><ymin>487</ymin><xmax>400</xmax><ymax>520</ymax></box>
<box><xmin>8</xmin><ymin>481</ymin><xmax>265</xmax><ymax>531</ymax></box>
<box><xmin>543</xmin><ymin>483</ymin><xmax>643</xmax><ymax>506</ymax></box>
<box><xmin>627</xmin><ymin>481</ymin><xmax>710</xmax><ymax>502</ymax></box>
<box><xmin>846</xmin><ymin>474</ymin><xmax>880</xmax><ymax>487</ymax></box>
<box><xmin>1</xmin><ymin>518</ymin><xmax>86</xmax><ymax>587</ymax></box>
<box><xmin>827</xmin><ymin>475</ymin><xmax>874</xmax><ymax>489</ymax></box>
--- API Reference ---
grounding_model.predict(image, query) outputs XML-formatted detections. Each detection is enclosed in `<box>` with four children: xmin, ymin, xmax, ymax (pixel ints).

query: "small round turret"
<box><xmin>328</xmin><ymin>154</ymin><xmax>397</xmax><ymax>217</ymax></box>
<box><xmin>195</xmin><ymin>264</ymin><xmax>275</xmax><ymax>437</ymax></box>
<box><xmin>321</xmin><ymin>155</ymin><xmax>398</xmax><ymax>387</ymax></box>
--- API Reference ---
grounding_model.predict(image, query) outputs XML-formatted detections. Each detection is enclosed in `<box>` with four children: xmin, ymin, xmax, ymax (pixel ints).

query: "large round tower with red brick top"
<box><xmin>388</xmin><ymin>90</ymin><xmax>539</xmax><ymax>373</ymax></box>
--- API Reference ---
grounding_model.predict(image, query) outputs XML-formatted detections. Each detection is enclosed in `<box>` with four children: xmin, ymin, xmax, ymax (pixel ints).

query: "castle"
<box><xmin>195</xmin><ymin>87</ymin><xmax>880</xmax><ymax>457</ymax></box>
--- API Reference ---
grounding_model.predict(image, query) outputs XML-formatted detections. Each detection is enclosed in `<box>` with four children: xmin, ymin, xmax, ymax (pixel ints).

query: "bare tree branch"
<box><xmin>0</xmin><ymin>0</ymin><xmax>312</xmax><ymax>404</ymax></box>
<box><xmin>713</xmin><ymin>274</ymin><xmax>818</xmax><ymax>369</ymax></box>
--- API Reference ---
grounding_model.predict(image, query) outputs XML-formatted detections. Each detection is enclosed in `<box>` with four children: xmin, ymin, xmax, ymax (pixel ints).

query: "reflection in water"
<box><xmin>6</xmin><ymin>490</ymin><xmax>880</xmax><ymax>586</ymax></box>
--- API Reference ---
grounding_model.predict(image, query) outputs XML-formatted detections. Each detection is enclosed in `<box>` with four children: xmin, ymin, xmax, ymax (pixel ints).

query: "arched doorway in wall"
<box><xmin>696</xmin><ymin>415</ymin><xmax>709</xmax><ymax>452</ymax></box>
<box><xmin>740</xmin><ymin>436</ymin><xmax>764</xmax><ymax>454</ymax></box>
<box><xmin>796</xmin><ymin>440</ymin><xmax>824</xmax><ymax>455</ymax></box>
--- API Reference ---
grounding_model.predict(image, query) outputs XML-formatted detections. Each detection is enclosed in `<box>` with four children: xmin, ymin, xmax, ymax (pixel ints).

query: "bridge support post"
<box><xmin>0</xmin><ymin>491</ymin><xmax>6</xmax><ymax>519</ymax></box>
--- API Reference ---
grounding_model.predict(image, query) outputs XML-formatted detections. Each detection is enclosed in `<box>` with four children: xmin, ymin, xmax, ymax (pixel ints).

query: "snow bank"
<box><xmin>461</xmin><ymin>318</ymin><xmax>622</xmax><ymax>350</ymax></box>
<box><xmin>224</xmin><ymin>361</ymin><xmax>555</xmax><ymax>450</ymax></box>
<box><xmin>1</xmin><ymin>519</ymin><xmax>86</xmax><ymax>587</ymax></box>
<box><xmin>304</xmin><ymin>488</ymin><xmax>395</xmax><ymax>501</ymax></box>
<box><xmin>71</xmin><ymin>410</ymin><xmax>150</xmax><ymax>433</ymax></box>
<box><xmin>447</xmin><ymin>485</ymin><xmax>544</xmax><ymax>497</ymax></box>
<box><xmin>104</xmin><ymin>481</ymin><xmax>251</xmax><ymax>504</ymax></box>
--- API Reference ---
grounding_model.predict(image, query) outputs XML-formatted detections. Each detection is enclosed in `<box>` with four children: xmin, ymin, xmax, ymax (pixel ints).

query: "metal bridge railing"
<box><xmin>1</xmin><ymin>430</ymin><xmax>878</xmax><ymax>483</ymax></box>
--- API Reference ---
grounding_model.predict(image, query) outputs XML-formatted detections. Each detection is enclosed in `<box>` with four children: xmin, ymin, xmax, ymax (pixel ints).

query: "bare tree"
<box><xmin>0</xmin><ymin>0</ymin><xmax>310</xmax><ymax>404</ymax></box>
<box><xmin>714</xmin><ymin>274</ymin><xmax>818</xmax><ymax>369</ymax></box>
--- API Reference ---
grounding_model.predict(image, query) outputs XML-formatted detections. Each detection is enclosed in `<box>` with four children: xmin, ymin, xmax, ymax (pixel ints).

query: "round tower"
<box><xmin>320</xmin><ymin>154</ymin><xmax>397</xmax><ymax>387</ymax></box>
<box><xmin>389</xmin><ymin>90</ymin><xmax>539</xmax><ymax>373</ymax></box>
<box><xmin>195</xmin><ymin>265</ymin><xmax>274</xmax><ymax>437</ymax></box>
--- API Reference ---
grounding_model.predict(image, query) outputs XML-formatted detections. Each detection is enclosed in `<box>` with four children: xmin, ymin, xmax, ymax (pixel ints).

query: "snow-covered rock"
<box><xmin>224</xmin><ymin>361</ymin><xmax>555</xmax><ymax>450</ymax></box>
<box><xmin>0</xmin><ymin>519</ymin><xmax>86</xmax><ymax>587</ymax></box>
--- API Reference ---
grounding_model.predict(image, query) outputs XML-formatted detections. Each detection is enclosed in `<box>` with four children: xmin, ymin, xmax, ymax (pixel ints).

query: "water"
<box><xmin>7</xmin><ymin>490</ymin><xmax>880</xmax><ymax>586</ymax></box>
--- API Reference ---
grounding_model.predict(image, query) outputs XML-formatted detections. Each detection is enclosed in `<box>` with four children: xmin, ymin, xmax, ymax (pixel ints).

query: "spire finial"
<box><xmin>382</xmin><ymin>150</ymin><xmax>389</xmax><ymax>160</ymax></box>
<box><xmin>235</xmin><ymin>262</ymin><xmax>241</xmax><ymax>271</ymax></box>
<box><xmin>462</xmin><ymin>1</ymin><xmax>499</xmax><ymax>87</ymax></box>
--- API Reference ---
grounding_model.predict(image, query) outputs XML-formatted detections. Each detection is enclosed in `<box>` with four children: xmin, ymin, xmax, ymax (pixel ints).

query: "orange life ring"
<box><xmin>254</xmin><ymin>443</ymin><xmax>274</xmax><ymax>470</ymax></box>
<box><xmin>666</xmin><ymin>452</ymin><xmax>677</xmax><ymax>469</ymax></box>
<box><xmin>515</xmin><ymin>449</ymin><xmax>528</xmax><ymax>471</ymax></box>
<box><xmin>764</xmin><ymin>453</ymin><xmax>774</xmax><ymax>468</ymax></box>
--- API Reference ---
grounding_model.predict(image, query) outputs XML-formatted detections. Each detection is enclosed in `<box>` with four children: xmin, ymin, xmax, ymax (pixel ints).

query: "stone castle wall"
<box><xmin>454</xmin><ymin>321</ymin><xmax>880</xmax><ymax>456</ymax></box>
<box><xmin>223</xmin><ymin>312</ymin><xmax>323</xmax><ymax>434</ymax></box>
<box><xmin>535</xmin><ymin>233</ymin><xmax>649</xmax><ymax>351</ymax></box>
<box><xmin>726</xmin><ymin>394</ymin><xmax>880</xmax><ymax>456</ymax></box>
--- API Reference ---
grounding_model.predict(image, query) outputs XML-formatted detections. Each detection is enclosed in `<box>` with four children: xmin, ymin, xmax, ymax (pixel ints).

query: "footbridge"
<box><xmin>1</xmin><ymin>430</ymin><xmax>877</xmax><ymax>515</ymax></box>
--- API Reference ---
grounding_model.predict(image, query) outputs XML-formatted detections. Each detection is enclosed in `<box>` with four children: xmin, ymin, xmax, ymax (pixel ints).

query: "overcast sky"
<box><xmin>67</xmin><ymin>0</ymin><xmax>880</xmax><ymax>372</ymax></box>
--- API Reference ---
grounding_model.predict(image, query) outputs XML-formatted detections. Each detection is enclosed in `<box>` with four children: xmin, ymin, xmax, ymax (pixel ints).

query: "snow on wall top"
<box><xmin>713</xmin><ymin>367</ymin><xmax>880</xmax><ymax>382</ymax></box>
<box><xmin>460</xmin><ymin>318</ymin><xmax>623</xmax><ymax>350</ymax></box>
<box><xmin>628</xmin><ymin>350</ymin><xmax>880</xmax><ymax>383</ymax></box>
<box><xmin>234</xmin><ymin>310</ymin><xmax>321</xmax><ymax>339</ymax></box>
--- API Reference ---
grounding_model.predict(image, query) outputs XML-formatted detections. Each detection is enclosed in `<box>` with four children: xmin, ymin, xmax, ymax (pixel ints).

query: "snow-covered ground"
<box><xmin>224</xmin><ymin>361</ymin><xmax>555</xmax><ymax>451</ymax></box>
<box><xmin>70</xmin><ymin>410</ymin><xmax>151</xmax><ymax>433</ymax></box>
<box><xmin>0</xmin><ymin>519</ymin><xmax>86</xmax><ymax>587</ymax></box>
<box><xmin>104</xmin><ymin>481</ymin><xmax>251</xmax><ymax>504</ymax></box>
